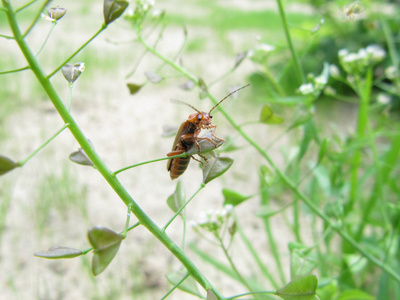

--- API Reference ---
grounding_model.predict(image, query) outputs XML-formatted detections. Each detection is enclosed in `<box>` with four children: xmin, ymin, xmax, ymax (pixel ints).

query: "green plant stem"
<box><xmin>137</xmin><ymin>29</ymin><xmax>400</xmax><ymax>283</ymax></box>
<box><xmin>3</xmin><ymin>3</ymin><xmax>224</xmax><ymax>298</ymax></box>
<box><xmin>161</xmin><ymin>272</ymin><xmax>190</xmax><ymax>300</ymax></box>
<box><xmin>0</xmin><ymin>33</ymin><xmax>14</xmax><ymax>39</ymax></box>
<box><xmin>275</xmin><ymin>0</ymin><xmax>304</xmax><ymax>84</ymax></box>
<box><xmin>163</xmin><ymin>183</ymin><xmax>205</xmax><ymax>232</ymax></box>
<box><xmin>15</xmin><ymin>0</ymin><xmax>38</xmax><ymax>13</ymax></box>
<box><xmin>216</xmin><ymin>234</ymin><xmax>256</xmax><ymax>296</ymax></box>
<box><xmin>35</xmin><ymin>21</ymin><xmax>56</xmax><ymax>57</ymax></box>
<box><xmin>47</xmin><ymin>24</ymin><xmax>107</xmax><ymax>79</ymax></box>
<box><xmin>19</xmin><ymin>123</ymin><xmax>69</xmax><ymax>166</ymax></box>
<box><xmin>113</xmin><ymin>153</ymin><xmax>186</xmax><ymax>176</ymax></box>
<box><xmin>0</xmin><ymin>66</ymin><xmax>30</xmax><ymax>75</ymax></box>
<box><xmin>346</xmin><ymin>70</ymin><xmax>372</xmax><ymax>215</ymax></box>
<box><xmin>236</xmin><ymin>216</ymin><xmax>279</xmax><ymax>289</ymax></box>
<box><xmin>23</xmin><ymin>0</ymin><xmax>51</xmax><ymax>38</ymax></box>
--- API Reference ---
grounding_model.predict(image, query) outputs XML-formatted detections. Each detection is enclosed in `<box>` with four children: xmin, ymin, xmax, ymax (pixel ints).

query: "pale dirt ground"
<box><xmin>0</xmin><ymin>1</ymin><xmax>358</xmax><ymax>299</ymax></box>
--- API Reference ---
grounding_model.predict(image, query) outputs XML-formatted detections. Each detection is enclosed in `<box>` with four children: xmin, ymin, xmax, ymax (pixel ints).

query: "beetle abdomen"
<box><xmin>169</xmin><ymin>157</ymin><xmax>191</xmax><ymax>179</ymax></box>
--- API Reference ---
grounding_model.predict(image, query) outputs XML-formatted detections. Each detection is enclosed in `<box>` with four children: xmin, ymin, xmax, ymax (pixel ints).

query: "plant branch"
<box><xmin>3</xmin><ymin>2</ymin><xmax>224</xmax><ymax>297</ymax></box>
<box><xmin>47</xmin><ymin>24</ymin><xmax>107</xmax><ymax>78</ymax></box>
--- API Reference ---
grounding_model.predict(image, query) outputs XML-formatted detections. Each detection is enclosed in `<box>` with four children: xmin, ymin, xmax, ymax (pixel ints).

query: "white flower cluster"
<box><xmin>338</xmin><ymin>45</ymin><xmax>386</xmax><ymax>74</ymax></box>
<box><xmin>298</xmin><ymin>64</ymin><xmax>330</xmax><ymax>96</ymax></box>
<box><xmin>190</xmin><ymin>204</ymin><xmax>234</xmax><ymax>233</ymax></box>
<box><xmin>249</xmin><ymin>43</ymin><xmax>276</xmax><ymax>65</ymax></box>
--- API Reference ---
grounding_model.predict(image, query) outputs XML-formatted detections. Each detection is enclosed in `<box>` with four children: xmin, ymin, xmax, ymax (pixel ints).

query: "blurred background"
<box><xmin>1</xmin><ymin>0</ymin><xmax>399</xmax><ymax>299</ymax></box>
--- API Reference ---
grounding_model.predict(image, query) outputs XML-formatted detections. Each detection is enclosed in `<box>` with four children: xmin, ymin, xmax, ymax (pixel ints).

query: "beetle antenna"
<box><xmin>171</xmin><ymin>99</ymin><xmax>201</xmax><ymax>113</ymax></box>
<box><xmin>209</xmin><ymin>84</ymin><xmax>250</xmax><ymax>115</ymax></box>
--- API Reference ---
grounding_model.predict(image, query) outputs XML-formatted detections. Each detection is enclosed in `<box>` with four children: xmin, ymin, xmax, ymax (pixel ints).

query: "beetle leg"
<box><xmin>191</xmin><ymin>155</ymin><xmax>206</xmax><ymax>166</ymax></box>
<box><xmin>167</xmin><ymin>149</ymin><xmax>185</xmax><ymax>157</ymax></box>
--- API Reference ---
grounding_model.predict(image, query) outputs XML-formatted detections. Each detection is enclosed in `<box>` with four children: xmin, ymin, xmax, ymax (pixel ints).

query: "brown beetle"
<box><xmin>167</xmin><ymin>85</ymin><xmax>249</xmax><ymax>179</ymax></box>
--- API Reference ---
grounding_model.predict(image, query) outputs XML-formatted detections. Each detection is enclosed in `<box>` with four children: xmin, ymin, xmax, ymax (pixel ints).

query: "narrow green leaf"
<box><xmin>69</xmin><ymin>148</ymin><xmax>93</xmax><ymax>166</ymax></box>
<box><xmin>103</xmin><ymin>0</ymin><xmax>129</xmax><ymax>25</ymax></box>
<box><xmin>289</xmin><ymin>246</ymin><xmax>317</xmax><ymax>279</ymax></box>
<box><xmin>202</xmin><ymin>155</ymin><xmax>233</xmax><ymax>184</ymax></box>
<box><xmin>276</xmin><ymin>274</ymin><xmax>319</xmax><ymax>300</ymax></box>
<box><xmin>88</xmin><ymin>226</ymin><xmax>123</xmax><ymax>276</ymax></box>
<box><xmin>198</xmin><ymin>77</ymin><xmax>208</xmax><ymax>99</ymax></box>
<box><xmin>167</xmin><ymin>180</ymin><xmax>186</xmax><ymax>216</ymax></box>
<box><xmin>34</xmin><ymin>245</ymin><xmax>82</xmax><ymax>259</ymax></box>
<box><xmin>316</xmin><ymin>138</ymin><xmax>329</xmax><ymax>165</ymax></box>
<box><xmin>0</xmin><ymin>155</ymin><xmax>19</xmax><ymax>176</ymax></box>
<box><xmin>222</xmin><ymin>188</ymin><xmax>251</xmax><ymax>206</ymax></box>
<box><xmin>127</xmin><ymin>83</ymin><xmax>142</xmax><ymax>95</ymax></box>
<box><xmin>166</xmin><ymin>271</ymin><xmax>201</xmax><ymax>297</ymax></box>
<box><xmin>288</xmin><ymin>111</ymin><xmax>313</xmax><ymax>131</ymax></box>
<box><xmin>337</xmin><ymin>289</ymin><xmax>374</xmax><ymax>300</ymax></box>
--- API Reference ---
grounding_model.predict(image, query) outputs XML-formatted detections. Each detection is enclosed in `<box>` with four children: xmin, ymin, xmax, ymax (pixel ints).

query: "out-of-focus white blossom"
<box><xmin>338</xmin><ymin>45</ymin><xmax>386</xmax><ymax>75</ymax></box>
<box><xmin>299</xmin><ymin>83</ymin><xmax>315</xmax><ymax>95</ymax></box>
<box><xmin>385</xmin><ymin>66</ymin><xmax>398</xmax><ymax>80</ymax></box>
<box><xmin>377</xmin><ymin>93</ymin><xmax>391</xmax><ymax>105</ymax></box>
<box><xmin>329</xmin><ymin>64</ymin><xmax>341</xmax><ymax>78</ymax></box>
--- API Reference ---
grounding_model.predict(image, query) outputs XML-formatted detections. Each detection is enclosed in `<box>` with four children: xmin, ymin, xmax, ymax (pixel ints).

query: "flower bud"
<box><xmin>62</xmin><ymin>63</ymin><xmax>85</xmax><ymax>84</ymax></box>
<box><xmin>104</xmin><ymin>0</ymin><xmax>129</xmax><ymax>25</ymax></box>
<box><xmin>47</xmin><ymin>6</ymin><xmax>66</xmax><ymax>21</ymax></box>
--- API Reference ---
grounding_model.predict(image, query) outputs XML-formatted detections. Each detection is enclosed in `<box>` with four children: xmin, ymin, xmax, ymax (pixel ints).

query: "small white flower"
<box><xmin>224</xmin><ymin>204</ymin><xmax>234</xmax><ymax>213</ymax></box>
<box><xmin>198</xmin><ymin>211</ymin><xmax>209</xmax><ymax>225</ymax></box>
<box><xmin>41</xmin><ymin>13</ymin><xmax>55</xmax><ymax>22</ymax></box>
<box><xmin>366</xmin><ymin>45</ymin><xmax>386</xmax><ymax>62</ymax></box>
<box><xmin>338</xmin><ymin>49</ymin><xmax>349</xmax><ymax>57</ymax></box>
<box><xmin>256</xmin><ymin>43</ymin><xmax>275</xmax><ymax>52</ymax></box>
<box><xmin>329</xmin><ymin>64</ymin><xmax>340</xmax><ymax>77</ymax></box>
<box><xmin>189</xmin><ymin>220</ymin><xmax>198</xmax><ymax>228</ymax></box>
<box><xmin>377</xmin><ymin>93</ymin><xmax>391</xmax><ymax>105</ymax></box>
<box><xmin>343</xmin><ymin>53</ymin><xmax>359</xmax><ymax>63</ymax></box>
<box><xmin>357</xmin><ymin>48</ymin><xmax>368</xmax><ymax>60</ymax></box>
<box><xmin>315</xmin><ymin>75</ymin><xmax>328</xmax><ymax>85</ymax></box>
<box><xmin>299</xmin><ymin>83</ymin><xmax>314</xmax><ymax>95</ymax></box>
<box><xmin>385</xmin><ymin>66</ymin><xmax>398</xmax><ymax>80</ymax></box>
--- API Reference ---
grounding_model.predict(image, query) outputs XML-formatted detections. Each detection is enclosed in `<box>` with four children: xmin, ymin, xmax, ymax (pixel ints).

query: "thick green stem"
<box><xmin>3</xmin><ymin>2</ymin><xmax>224</xmax><ymax>298</ymax></box>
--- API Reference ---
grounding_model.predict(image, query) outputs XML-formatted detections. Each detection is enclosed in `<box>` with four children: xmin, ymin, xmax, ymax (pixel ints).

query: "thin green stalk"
<box><xmin>3</xmin><ymin>3</ymin><xmax>224</xmax><ymax>298</ymax></box>
<box><xmin>0</xmin><ymin>33</ymin><xmax>14</xmax><ymax>39</ymax></box>
<box><xmin>381</xmin><ymin>18</ymin><xmax>400</xmax><ymax>93</ymax></box>
<box><xmin>275</xmin><ymin>0</ymin><xmax>304</xmax><ymax>84</ymax></box>
<box><xmin>23</xmin><ymin>0</ymin><xmax>52</xmax><ymax>38</ymax></box>
<box><xmin>35</xmin><ymin>21</ymin><xmax>56</xmax><ymax>57</ymax></box>
<box><xmin>346</xmin><ymin>70</ymin><xmax>372</xmax><ymax>215</ymax></box>
<box><xmin>216</xmin><ymin>234</ymin><xmax>257</xmax><ymax>297</ymax></box>
<box><xmin>19</xmin><ymin>123</ymin><xmax>69</xmax><ymax>166</ymax></box>
<box><xmin>0</xmin><ymin>66</ymin><xmax>29</xmax><ymax>75</ymax></box>
<box><xmin>113</xmin><ymin>153</ymin><xmax>186</xmax><ymax>176</ymax></box>
<box><xmin>163</xmin><ymin>183</ymin><xmax>205</xmax><ymax>232</ymax></box>
<box><xmin>15</xmin><ymin>0</ymin><xmax>38</xmax><ymax>13</ymax></box>
<box><xmin>47</xmin><ymin>25</ymin><xmax>107</xmax><ymax>78</ymax></box>
<box><xmin>161</xmin><ymin>273</ymin><xmax>190</xmax><ymax>300</ymax></box>
<box><xmin>236</xmin><ymin>217</ymin><xmax>279</xmax><ymax>289</ymax></box>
